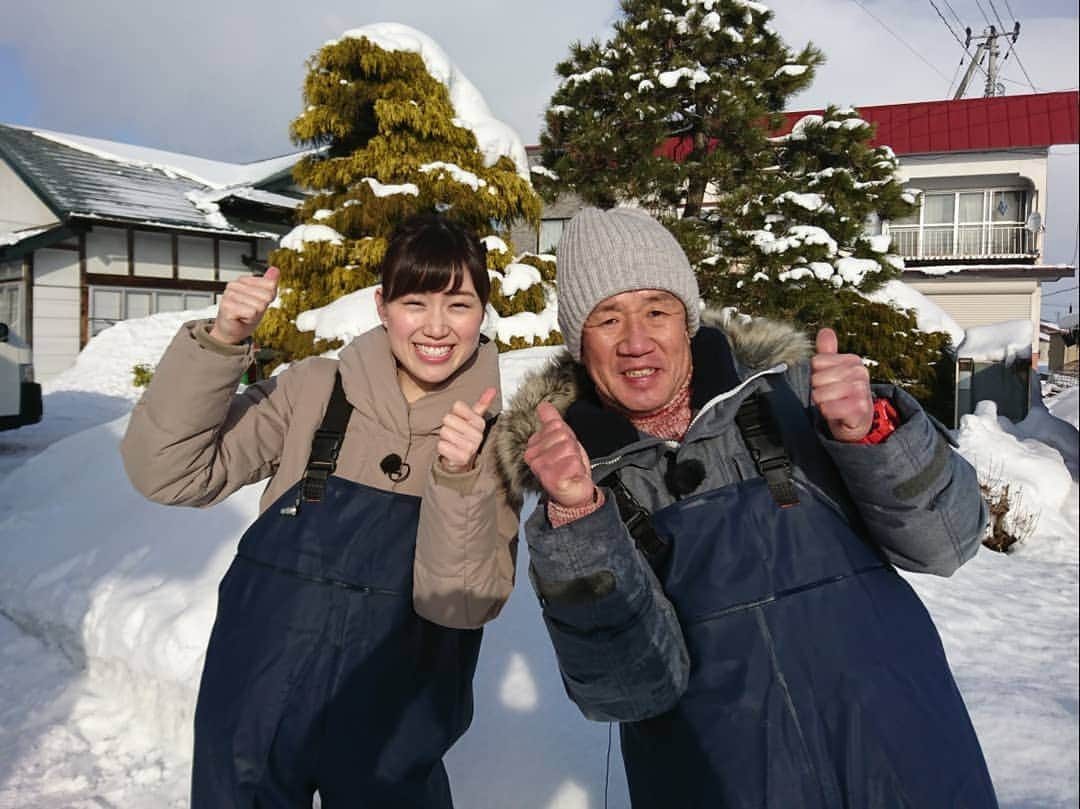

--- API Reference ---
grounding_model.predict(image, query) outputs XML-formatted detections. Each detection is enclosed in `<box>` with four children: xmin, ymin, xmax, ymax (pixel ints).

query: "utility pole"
<box><xmin>953</xmin><ymin>23</ymin><xmax>1020</xmax><ymax>99</ymax></box>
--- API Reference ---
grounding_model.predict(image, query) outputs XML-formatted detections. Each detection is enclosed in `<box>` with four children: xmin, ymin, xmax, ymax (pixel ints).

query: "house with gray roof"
<box><xmin>0</xmin><ymin>124</ymin><xmax>306</xmax><ymax>380</ymax></box>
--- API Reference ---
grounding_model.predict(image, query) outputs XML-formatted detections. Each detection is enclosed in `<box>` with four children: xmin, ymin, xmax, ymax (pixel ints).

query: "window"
<box><xmin>89</xmin><ymin>287</ymin><xmax>214</xmax><ymax>335</ymax></box>
<box><xmin>538</xmin><ymin>219</ymin><xmax>567</xmax><ymax>254</ymax></box>
<box><xmin>0</xmin><ymin>282</ymin><xmax>23</xmax><ymax>339</ymax></box>
<box><xmin>886</xmin><ymin>188</ymin><xmax>1033</xmax><ymax>259</ymax></box>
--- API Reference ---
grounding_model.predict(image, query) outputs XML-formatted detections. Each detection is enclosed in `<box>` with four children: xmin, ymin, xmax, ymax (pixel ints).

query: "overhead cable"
<box><xmin>849</xmin><ymin>0</ymin><xmax>953</xmax><ymax>84</ymax></box>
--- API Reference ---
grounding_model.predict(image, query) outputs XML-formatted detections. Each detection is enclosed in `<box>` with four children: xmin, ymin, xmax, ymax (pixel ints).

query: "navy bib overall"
<box><xmin>619</xmin><ymin>477</ymin><xmax>998</xmax><ymax>808</ymax></box>
<box><xmin>191</xmin><ymin>476</ymin><xmax>481</xmax><ymax>808</ymax></box>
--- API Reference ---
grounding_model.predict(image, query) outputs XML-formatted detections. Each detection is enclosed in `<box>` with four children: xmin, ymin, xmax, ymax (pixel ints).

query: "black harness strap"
<box><xmin>599</xmin><ymin>473</ymin><xmax>670</xmax><ymax>569</ymax></box>
<box><xmin>734</xmin><ymin>392</ymin><xmax>800</xmax><ymax>508</ymax></box>
<box><xmin>280</xmin><ymin>371</ymin><xmax>352</xmax><ymax>516</ymax></box>
<box><xmin>597</xmin><ymin>389</ymin><xmax>799</xmax><ymax>562</ymax></box>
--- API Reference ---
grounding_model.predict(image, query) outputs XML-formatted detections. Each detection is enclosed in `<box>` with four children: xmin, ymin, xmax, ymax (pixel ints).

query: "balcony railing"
<box><xmin>887</xmin><ymin>222</ymin><xmax>1037</xmax><ymax>260</ymax></box>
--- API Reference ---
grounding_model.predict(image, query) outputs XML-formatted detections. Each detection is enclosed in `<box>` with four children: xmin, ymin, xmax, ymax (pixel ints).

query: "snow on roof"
<box><xmin>27</xmin><ymin>127</ymin><xmax>307</xmax><ymax>190</ymax></box>
<box><xmin>862</xmin><ymin>279</ymin><xmax>966</xmax><ymax>347</ymax></box>
<box><xmin>0</xmin><ymin>225</ymin><xmax>56</xmax><ymax>248</ymax></box>
<box><xmin>335</xmin><ymin>23</ymin><xmax>530</xmax><ymax>180</ymax></box>
<box><xmin>958</xmin><ymin>319</ymin><xmax>1033</xmax><ymax>363</ymax></box>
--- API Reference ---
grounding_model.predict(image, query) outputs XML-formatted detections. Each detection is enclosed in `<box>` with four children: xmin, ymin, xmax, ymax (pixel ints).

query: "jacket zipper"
<box><xmin>588</xmin><ymin>363</ymin><xmax>789</xmax><ymax>473</ymax></box>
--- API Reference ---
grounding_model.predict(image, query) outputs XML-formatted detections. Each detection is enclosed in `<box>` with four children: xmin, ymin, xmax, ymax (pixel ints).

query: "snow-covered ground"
<box><xmin>0</xmin><ymin>302</ymin><xmax>1077</xmax><ymax>808</ymax></box>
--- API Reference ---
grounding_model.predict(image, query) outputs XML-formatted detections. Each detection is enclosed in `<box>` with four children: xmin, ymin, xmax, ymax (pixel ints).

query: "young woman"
<box><xmin>121</xmin><ymin>213</ymin><xmax>517</xmax><ymax>808</ymax></box>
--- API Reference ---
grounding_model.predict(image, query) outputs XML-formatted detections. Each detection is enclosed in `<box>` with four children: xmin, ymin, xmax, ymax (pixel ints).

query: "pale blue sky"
<box><xmin>2</xmin><ymin>0</ymin><xmax>1076</xmax><ymax>312</ymax></box>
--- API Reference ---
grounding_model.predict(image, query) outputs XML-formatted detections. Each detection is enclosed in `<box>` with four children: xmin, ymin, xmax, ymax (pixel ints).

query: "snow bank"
<box><xmin>958</xmin><ymin>319</ymin><xmax>1033</xmax><ymax>364</ymax></box>
<box><xmin>956</xmin><ymin>399</ymin><xmax>1079</xmax><ymax>560</ymax></box>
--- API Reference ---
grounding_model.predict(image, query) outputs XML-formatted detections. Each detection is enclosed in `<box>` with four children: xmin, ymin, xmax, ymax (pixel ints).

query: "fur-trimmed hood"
<box><xmin>494</xmin><ymin>309</ymin><xmax>811</xmax><ymax>505</ymax></box>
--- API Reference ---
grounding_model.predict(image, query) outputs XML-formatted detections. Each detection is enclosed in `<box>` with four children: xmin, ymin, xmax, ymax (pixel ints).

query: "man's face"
<box><xmin>580</xmin><ymin>289</ymin><xmax>692</xmax><ymax>416</ymax></box>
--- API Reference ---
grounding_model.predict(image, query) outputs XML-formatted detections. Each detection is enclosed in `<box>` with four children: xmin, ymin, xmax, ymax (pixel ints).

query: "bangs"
<box><xmin>383</xmin><ymin>259</ymin><xmax>468</xmax><ymax>301</ymax></box>
<box><xmin>379</xmin><ymin>213</ymin><xmax>490</xmax><ymax>305</ymax></box>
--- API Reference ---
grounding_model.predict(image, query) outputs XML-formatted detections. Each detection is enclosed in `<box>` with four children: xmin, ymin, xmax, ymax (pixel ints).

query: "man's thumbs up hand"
<box><xmin>810</xmin><ymin>328</ymin><xmax>874</xmax><ymax>443</ymax></box>
<box><xmin>524</xmin><ymin>401</ymin><xmax>595</xmax><ymax>508</ymax></box>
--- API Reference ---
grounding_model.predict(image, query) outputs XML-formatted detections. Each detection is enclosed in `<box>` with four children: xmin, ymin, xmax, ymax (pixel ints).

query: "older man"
<box><xmin>497</xmin><ymin>207</ymin><xmax>997</xmax><ymax>808</ymax></box>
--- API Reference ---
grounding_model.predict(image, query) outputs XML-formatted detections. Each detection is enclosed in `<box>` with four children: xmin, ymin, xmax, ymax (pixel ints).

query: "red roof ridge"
<box><xmin>778</xmin><ymin>90</ymin><xmax>1079</xmax><ymax>154</ymax></box>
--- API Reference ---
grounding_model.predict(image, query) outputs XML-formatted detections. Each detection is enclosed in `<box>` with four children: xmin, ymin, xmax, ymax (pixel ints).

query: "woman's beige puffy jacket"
<box><xmin>121</xmin><ymin>320</ymin><xmax>517</xmax><ymax>629</ymax></box>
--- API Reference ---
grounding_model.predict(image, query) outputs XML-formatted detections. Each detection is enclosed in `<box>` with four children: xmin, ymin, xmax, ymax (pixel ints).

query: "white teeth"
<box><xmin>416</xmin><ymin>344</ymin><xmax>452</xmax><ymax>357</ymax></box>
<box><xmin>624</xmin><ymin>368</ymin><xmax>656</xmax><ymax>378</ymax></box>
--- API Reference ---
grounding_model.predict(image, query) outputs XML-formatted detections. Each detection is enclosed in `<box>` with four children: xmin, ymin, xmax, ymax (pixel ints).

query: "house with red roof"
<box><xmin>776</xmin><ymin>91</ymin><xmax>1077</xmax><ymax>374</ymax></box>
<box><xmin>520</xmin><ymin>91</ymin><xmax>1078</xmax><ymax>381</ymax></box>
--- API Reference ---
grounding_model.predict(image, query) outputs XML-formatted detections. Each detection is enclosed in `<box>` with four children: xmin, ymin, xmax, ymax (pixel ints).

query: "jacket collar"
<box><xmin>494</xmin><ymin>309</ymin><xmax>811</xmax><ymax>506</ymax></box>
<box><xmin>563</xmin><ymin>327</ymin><xmax>742</xmax><ymax>461</ymax></box>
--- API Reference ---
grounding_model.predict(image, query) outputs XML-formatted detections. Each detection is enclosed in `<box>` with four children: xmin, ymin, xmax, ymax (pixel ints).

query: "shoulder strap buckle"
<box><xmin>735</xmin><ymin>392</ymin><xmax>799</xmax><ymax>509</ymax></box>
<box><xmin>281</xmin><ymin>371</ymin><xmax>352</xmax><ymax>516</ymax></box>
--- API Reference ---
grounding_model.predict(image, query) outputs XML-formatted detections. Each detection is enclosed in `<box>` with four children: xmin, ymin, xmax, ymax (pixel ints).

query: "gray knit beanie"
<box><xmin>556</xmin><ymin>207</ymin><xmax>701</xmax><ymax>360</ymax></box>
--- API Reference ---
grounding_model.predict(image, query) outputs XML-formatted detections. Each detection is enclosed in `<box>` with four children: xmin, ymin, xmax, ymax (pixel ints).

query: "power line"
<box><xmin>985</xmin><ymin>0</ymin><xmax>1040</xmax><ymax>92</ymax></box>
<box><xmin>940</xmin><ymin>0</ymin><xmax>967</xmax><ymax>32</ymax></box>
<box><xmin>928</xmin><ymin>0</ymin><xmax>987</xmax><ymax>95</ymax></box>
<box><xmin>849</xmin><ymin>0</ymin><xmax>953</xmax><ymax>84</ymax></box>
<box><xmin>928</xmin><ymin>0</ymin><xmax>972</xmax><ymax>55</ymax></box>
<box><xmin>1001</xmin><ymin>0</ymin><xmax>1018</xmax><ymax>22</ymax></box>
<box><xmin>986</xmin><ymin>0</ymin><xmax>1008</xmax><ymax>28</ymax></box>
<box><xmin>946</xmin><ymin>57</ymin><xmax>966</xmax><ymax>98</ymax></box>
<box><xmin>972</xmin><ymin>0</ymin><xmax>994</xmax><ymax>28</ymax></box>
<box><xmin>1042</xmin><ymin>286</ymin><xmax>1079</xmax><ymax>298</ymax></box>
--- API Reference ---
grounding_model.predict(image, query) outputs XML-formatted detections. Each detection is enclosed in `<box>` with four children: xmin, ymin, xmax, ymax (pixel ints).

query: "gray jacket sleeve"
<box><xmin>523</xmin><ymin>494</ymin><xmax>689</xmax><ymax>722</ymax></box>
<box><xmin>818</xmin><ymin>383</ymin><xmax>988</xmax><ymax>576</ymax></box>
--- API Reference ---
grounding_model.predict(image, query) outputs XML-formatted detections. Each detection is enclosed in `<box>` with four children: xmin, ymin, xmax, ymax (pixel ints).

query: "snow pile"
<box><xmin>362</xmin><ymin>177</ymin><xmax>420</xmax><ymax>198</ymax></box>
<box><xmin>956</xmin><ymin>399</ymin><xmax>1079</xmax><ymax>559</ymax></box>
<box><xmin>294</xmin><ymin>286</ymin><xmax>380</xmax><ymax>345</ymax></box>
<box><xmin>279</xmin><ymin>223</ymin><xmax>345</xmax><ymax>251</ymax></box>
<box><xmin>958</xmin><ymin>320</ymin><xmax>1034</xmax><ymax>364</ymax></box>
<box><xmin>862</xmin><ymin>279</ymin><xmax>966</xmax><ymax>347</ymax></box>
<box><xmin>1048</xmin><ymin>386</ymin><xmax>1079</xmax><ymax>429</ymax></box>
<box><xmin>337</xmin><ymin>24</ymin><xmax>530</xmax><ymax>180</ymax></box>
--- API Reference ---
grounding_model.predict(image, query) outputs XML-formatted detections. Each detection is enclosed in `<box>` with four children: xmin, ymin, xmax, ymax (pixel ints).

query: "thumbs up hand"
<box><xmin>523</xmin><ymin>401</ymin><xmax>595</xmax><ymax>509</ymax></box>
<box><xmin>438</xmin><ymin>387</ymin><xmax>499</xmax><ymax>472</ymax></box>
<box><xmin>210</xmin><ymin>266</ymin><xmax>281</xmax><ymax>345</ymax></box>
<box><xmin>810</xmin><ymin>328</ymin><xmax>875</xmax><ymax>443</ymax></box>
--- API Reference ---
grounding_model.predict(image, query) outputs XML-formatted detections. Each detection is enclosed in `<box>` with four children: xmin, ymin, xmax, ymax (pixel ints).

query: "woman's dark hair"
<box><xmin>379</xmin><ymin>213</ymin><xmax>490</xmax><ymax>306</ymax></box>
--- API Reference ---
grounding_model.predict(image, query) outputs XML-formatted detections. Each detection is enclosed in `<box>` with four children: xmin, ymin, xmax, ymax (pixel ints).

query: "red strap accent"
<box><xmin>858</xmin><ymin>397</ymin><xmax>900</xmax><ymax>445</ymax></box>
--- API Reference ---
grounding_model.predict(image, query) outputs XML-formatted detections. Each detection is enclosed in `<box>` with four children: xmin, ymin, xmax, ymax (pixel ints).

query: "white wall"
<box><xmin>32</xmin><ymin>248</ymin><xmax>80</xmax><ymax>381</ymax></box>
<box><xmin>898</xmin><ymin>150</ymin><xmax>1049</xmax><ymax>226</ymax></box>
<box><xmin>0</xmin><ymin>161</ymin><xmax>58</xmax><ymax>233</ymax></box>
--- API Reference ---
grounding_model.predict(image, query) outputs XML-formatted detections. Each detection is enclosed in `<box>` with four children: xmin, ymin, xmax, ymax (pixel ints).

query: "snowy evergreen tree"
<box><xmin>539</xmin><ymin>0</ymin><xmax>953</xmax><ymax>416</ymax></box>
<box><xmin>258</xmin><ymin>28</ymin><xmax>543</xmax><ymax>363</ymax></box>
<box><xmin>708</xmin><ymin>105</ymin><xmax>916</xmax><ymax>321</ymax></box>
<box><xmin>539</xmin><ymin>0</ymin><xmax>823</xmax><ymax>235</ymax></box>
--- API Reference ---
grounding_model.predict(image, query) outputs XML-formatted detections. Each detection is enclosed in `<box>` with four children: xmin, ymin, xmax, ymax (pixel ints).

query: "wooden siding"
<box><xmin>31</xmin><ymin>247</ymin><xmax>81</xmax><ymax>380</ymax></box>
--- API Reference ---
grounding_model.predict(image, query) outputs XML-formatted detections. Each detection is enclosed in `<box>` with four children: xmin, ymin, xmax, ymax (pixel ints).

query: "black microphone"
<box><xmin>664</xmin><ymin>455</ymin><xmax>705</xmax><ymax>498</ymax></box>
<box><xmin>380</xmin><ymin>453</ymin><xmax>410</xmax><ymax>482</ymax></box>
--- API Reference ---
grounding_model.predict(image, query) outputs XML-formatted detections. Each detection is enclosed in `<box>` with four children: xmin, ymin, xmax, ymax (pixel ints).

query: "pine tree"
<box><xmin>539</xmin><ymin>0</ymin><xmax>823</xmax><ymax>232</ymax></box>
<box><xmin>539</xmin><ymin>0</ymin><xmax>954</xmax><ymax>416</ymax></box>
<box><xmin>707</xmin><ymin>105</ymin><xmax>916</xmax><ymax>321</ymax></box>
<box><xmin>257</xmin><ymin>32</ymin><xmax>542</xmax><ymax>364</ymax></box>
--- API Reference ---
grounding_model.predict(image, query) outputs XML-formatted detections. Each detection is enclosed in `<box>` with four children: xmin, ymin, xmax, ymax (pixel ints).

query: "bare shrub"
<box><xmin>978</xmin><ymin>464</ymin><xmax>1039</xmax><ymax>553</ymax></box>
